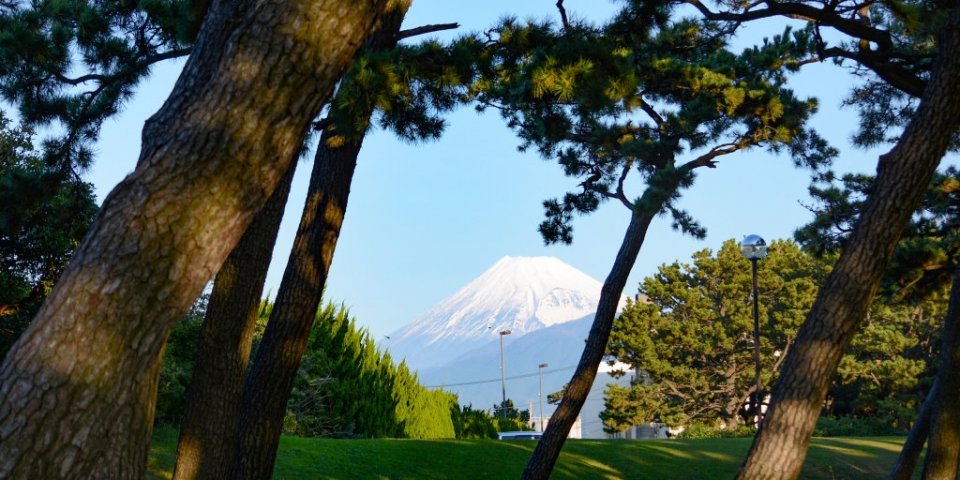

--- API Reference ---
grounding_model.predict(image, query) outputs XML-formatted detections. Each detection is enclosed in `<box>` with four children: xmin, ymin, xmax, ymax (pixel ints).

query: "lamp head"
<box><xmin>741</xmin><ymin>234</ymin><xmax>767</xmax><ymax>260</ymax></box>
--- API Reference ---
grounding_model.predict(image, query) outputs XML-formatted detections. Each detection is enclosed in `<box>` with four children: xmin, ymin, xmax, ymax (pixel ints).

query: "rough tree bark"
<box><xmin>230</xmin><ymin>3</ymin><xmax>410</xmax><ymax>478</ymax></box>
<box><xmin>522</xmin><ymin>168</ymin><xmax>687</xmax><ymax>480</ymax></box>
<box><xmin>172</xmin><ymin>162</ymin><xmax>297</xmax><ymax>480</ymax></box>
<box><xmin>737</xmin><ymin>5</ymin><xmax>960</xmax><ymax>478</ymax></box>
<box><xmin>229</xmin><ymin>145</ymin><xmax>358</xmax><ymax>479</ymax></box>
<box><xmin>888</xmin><ymin>379</ymin><xmax>937</xmax><ymax>480</ymax></box>
<box><xmin>921</xmin><ymin>264</ymin><xmax>960</xmax><ymax>479</ymax></box>
<box><xmin>0</xmin><ymin>0</ymin><xmax>385</xmax><ymax>477</ymax></box>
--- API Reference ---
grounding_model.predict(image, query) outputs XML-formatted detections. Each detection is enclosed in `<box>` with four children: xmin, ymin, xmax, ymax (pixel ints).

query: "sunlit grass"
<box><xmin>148</xmin><ymin>427</ymin><xmax>908</xmax><ymax>479</ymax></box>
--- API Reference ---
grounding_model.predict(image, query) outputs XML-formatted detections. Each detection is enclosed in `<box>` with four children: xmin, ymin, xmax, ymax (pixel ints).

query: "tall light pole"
<box><xmin>538</xmin><ymin>363</ymin><xmax>548</xmax><ymax>432</ymax></box>
<box><xmin>741</xmin><ymin>234</ymin><xmax>767</xmax><ymax>427</ymax></box>
<box><xmin>499</xmin><ymin>329</ymin><xmax>511</xmax><ymax>418</ymax></box>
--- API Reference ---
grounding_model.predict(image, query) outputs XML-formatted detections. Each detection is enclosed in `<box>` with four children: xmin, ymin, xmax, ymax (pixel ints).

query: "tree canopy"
<box><xmin>0</xmin><ymin>111</ymin><xmax>97</xmax><ymax>358</ymax></box>
<box><xmin>602</xmin><ymin>239</ymin><xmax>825</xmax><ymax>431</ymax></box>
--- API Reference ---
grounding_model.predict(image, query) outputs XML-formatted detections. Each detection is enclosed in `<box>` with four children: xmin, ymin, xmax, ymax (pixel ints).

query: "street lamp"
<box><xmin>741</xmin><ymin>234</ymin><xmax>767</xmax><ymax>427</ymax></box>
<box><xmin>499</xmin><ymin>329</ymin><xmax>512</xmax><ymax>418</ymax></box>
<box><xmin>538</xmin><ymin>363</ymin><xmax>549</xmax><ymax>432</ymax></box>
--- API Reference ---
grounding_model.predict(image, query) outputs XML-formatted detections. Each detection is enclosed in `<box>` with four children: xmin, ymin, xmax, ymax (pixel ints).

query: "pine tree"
<box><xmin>229</xmin><ymin>2</ymin><xmax>471</xmax><ymax>476</ymax></box>
<box><xmin>797</xmin><ymin>168</ymin><xmax>960</xmax><ymax>477</ymax></box>
<box><xmin>0</xmin><ymin>111</ymin><xmax>97</xmax><ymax>359</ymax></box>
<box><xmin>0</xmin><ymin>1</ymin><xmax>386</xmax><ymax>477</ymax></box>
<box><xmin>471</xmin><ymin>4</ymin><xmax>833</xmax><ymax>477</ymax></box>
<box><xmin>602</xmin><ymin>240</ymin><xmax>825</xmax><ymax>431</ymax></box>
<box><xmin>0</xmin><ymin>0</ymin><xmax>196</xmax><ymax>171</ymax></box>
<box><xmin>679</xmin><ymin>1</ymin><xmax>960</xmax><ymax>477</ymax></box>
<box><xmin>277</xmin><ymin>302</ymin><xmax>455</xmax><ymax>440</ymax></box>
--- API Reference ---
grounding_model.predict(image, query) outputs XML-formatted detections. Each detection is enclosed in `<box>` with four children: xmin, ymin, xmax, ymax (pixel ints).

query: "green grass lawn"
<box><xmin>149</xmin><ymin>427</ymin><xmax>907</xmax><ymax>479</ymax></box>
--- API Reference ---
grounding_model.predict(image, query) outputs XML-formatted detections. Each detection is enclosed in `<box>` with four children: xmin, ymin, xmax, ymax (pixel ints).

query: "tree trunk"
<box><xmin>522</xmin><ymin>168</ymin><xmax>685</xmax><ymax>480</ymax></box>
<box><xmin>172</xmin><ymin>162</ymin><xmax>297</xmax><ymax>480</ymax></box>
<box><xmin>230</xmin><ymin>130</ymin><xmax>359</xmax><ymax>480</ymax></box>
<box><xmin>737</xmin><ymin>6</ymin><xmax>960</xmax><ymax>479</ymax></box>
<box><xmin>230</xmin><ymin>5</ymin><xmax>410</xmax><ymax>478</ymax></box>
<box><xmin>888</xmin><ymin>379</ymin><xmax>937</xmax><ymax>480</ymax></box>
<box><xmin>921</xmin><ymin>264</ymin><xmax>960</xmax><ymax>479</ymax></box>
<box><xmin>0</xmin><ymin>0</ymin><xmax>385</xmax><ymax>477</ymax></box>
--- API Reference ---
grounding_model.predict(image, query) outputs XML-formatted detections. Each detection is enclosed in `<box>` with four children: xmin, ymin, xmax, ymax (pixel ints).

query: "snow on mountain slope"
<box><xmin>417</xmin><ymin>314</ymin><xmax>633</xmax><ymax>438</ymax></box>
<box><xmin>385</xmin><ymin>256</ymin><xmax>611</xmax><ymax>370</ymax></box>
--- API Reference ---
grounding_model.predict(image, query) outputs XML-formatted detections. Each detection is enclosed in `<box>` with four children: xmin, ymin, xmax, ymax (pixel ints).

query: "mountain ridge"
<box><xmin>385</xmin><ymin>256</ymin><xmax>611</xmax><ymax>369</ymax></box>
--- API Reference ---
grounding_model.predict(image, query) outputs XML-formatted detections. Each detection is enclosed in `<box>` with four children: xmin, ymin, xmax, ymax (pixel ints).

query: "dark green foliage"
<box><xmin>327</xmin><ymin>36</ymin><xmax>482</xmax><ymax>145</ymax></box>
<box><xmin>393</xmin><ymin>365</ymin><xmax>458</xmax><ymax>440</ymax></box>
<box><xmin>828</xmin><ymin>296</ymin><xmax>943</xmax><ymax>429</ymax></box>
<box><xmin>795</xmin><ymin>166</ymin><xmax>960</xmax><ymax>430</ymax></box>
<box><xmin>491</xmin><ymin>398</ymin><xmax>532</xmax><ymax>432</ymax></box>
<box><xmin>683</xmin><ymin>0</ymin><xmax>957</xmax><ymax>149</ymax></box>
<box><xmin>285</xmin><ymin>303</ymin><xmax>399</xmax><ymax>438</ymax></box>
<box><xmin>546</xmin><ymin>385</ymin><xmax>566</xmax><ymax>405</ymax></box>
<box><xmin>466</xmin><ymin>8</ymin><xmax>832</xmax><ymax>244</ymax></box>
<box><xmin>602</xmin><ymin>240</ymin><xmax>827</xmax><ymax>431</ymax></box>
<box><xmin>813</xmin><ymin>415</ymin><xmax>902</xmax><ymax>437</ymax></box>
<box><xmin>0</xmin><ymin>111</ymin><xmax>97</xmax><ymax>359</ymax></box>
<box><xmin>835</xmin><ymin>1</ymin><xmax>958</xmax><ymax>150</ymax></box>
<box><xmin>676</xmin><ymin>423</ymin><xmax>755</xmax><ymax>439</ymax></box>
<box><xmin>0</xmin><ymin>0</ymin><xmax>195</xmax><ymax>170</ymax></box>
<box><xmin>602</xmin><ymin>235</ymin><xmax>948</xmax><ymax>433</ymax></box>
<box><xmin>798</xmin><ymin>167</ymin><xmax>960</xmax><ymax>302</ymax></box>
<box><xmin>450</xmin><ymin>404</ymin><xmax>498</xmax><ymax>439</ymax></box>
<box><xmin>158</xmin><ymin>300</ymin><xmax>457</xmax><ymax>438</ymax></box>
<box><xmin>283</xmin><ymin>302</ymin><xmax>456</xmax><ymax>439</ymax></box>
<box><xmin>155</xmin><ymin>295</ymin><xmax>207</xmax><ymax>425</ymax></box>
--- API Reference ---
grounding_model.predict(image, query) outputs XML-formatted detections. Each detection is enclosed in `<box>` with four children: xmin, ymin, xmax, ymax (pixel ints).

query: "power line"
<box><xmin>425</xmin><ymin>365</ymin><xmax>577</xmax><ymax>388</ymax></box>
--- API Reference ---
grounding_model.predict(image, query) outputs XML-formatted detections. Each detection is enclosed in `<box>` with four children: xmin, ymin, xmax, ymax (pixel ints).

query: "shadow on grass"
<box><xmin>148</xmin><ymin>427</ymin><xmax>907</xmax><ymax>480</ymax></box>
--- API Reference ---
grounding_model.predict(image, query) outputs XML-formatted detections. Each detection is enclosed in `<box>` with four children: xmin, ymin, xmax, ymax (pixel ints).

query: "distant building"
<box><xmin>527</xmin><ymin>415</ymin><xmax>582</xmax><ymax>439</ymax></box>
<box><xmin>606</xmin><ymin>422</ymin><xmax>669</xmax><ymax>440</ymax></box>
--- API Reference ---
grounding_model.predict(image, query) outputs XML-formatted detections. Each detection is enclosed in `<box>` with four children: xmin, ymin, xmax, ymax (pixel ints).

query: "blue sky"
<box><xmin>87</xmin><ymin>0</ymin><xmax>892</xmax><ymax>338</ymax></box>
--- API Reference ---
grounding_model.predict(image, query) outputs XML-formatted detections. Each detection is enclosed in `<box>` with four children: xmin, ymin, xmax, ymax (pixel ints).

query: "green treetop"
<box><xmin>0</xmin><ymin>0</ymin><xmax>196</xmax><ymax>170</ymax></box>
<box><xmin>469</xmin><ymin>6</ymin><xmax>833</xmax><ymax>244</ymax></box>
<box><xmin>602</xmin><ymin>239</ymin><xmax>827</xmax><ymax>431</ymax></box>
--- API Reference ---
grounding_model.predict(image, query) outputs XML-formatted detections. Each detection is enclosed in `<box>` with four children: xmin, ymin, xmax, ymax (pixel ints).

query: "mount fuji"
<box><xmin>385</xmin><ymin>256</ymin><xmax>611</xmax><ymax>370</ymax></box>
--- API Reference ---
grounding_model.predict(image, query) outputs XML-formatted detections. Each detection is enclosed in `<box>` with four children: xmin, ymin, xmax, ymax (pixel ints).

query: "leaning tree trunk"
<box><xmin>172</xmin><ymin>162</ymin><xmax>297</xmax><ymax>480</ymax></box>
<box><xmin>737</xmin><ymin>5</ymin><xmax>960</xmax><ymax>479</ymax></box>
<box><xmin>230</xmin><ymin>5</ymin><xmax>410</xmax><ymax>478</ymax></box>
<box><xmin>888</xmin><ymin>379</ymin><xmax>937</xmax><ymax>480</ymax></box>
<box><xmin>921</xmin><ymin>264</ymin><xmax>960</xmax><ymax>479</ymax></box>
<box><xmin>522</xmin><ymin>169</ymin><xmax>684</xmax><ymax>480</ymax></box>
<box><xmin>0</xmin><ymin>0</ymin><xmax>385</xmax><ymax>477</ymax></box>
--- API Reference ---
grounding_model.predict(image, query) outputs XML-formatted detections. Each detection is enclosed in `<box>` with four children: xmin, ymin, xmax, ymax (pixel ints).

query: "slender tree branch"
<box><xmin>612</xmin><ymin>159</ymin><xmax>634</xmax><ymax>210</ymax></box>
<box><xmin>53</xmin><ymin>48</ymin><xmax>192</xmax><ymax>85</ymax></box>
<box><xmin>395</xmin><ymin>22</ymin><xmax>459</xmax><ymax>41</ymax></box>
<box><xmin>813</xmin><ymin>47</ymin><xmax>926</xmax><ymax>96</ymax></box>
<box><xmin>684</xmin><ymin>0</ymin><xmax>893</xmax><ymax>50</ymax></box>
<box><xmin>680</xmin><ymin>138</ymin><xmax>752</xmax><ymax>171</ymax></box>
<box><xmin>638</xmin><ymin>97</ymin><xmax>667</xmax><ymax>131</ymax></box>
<box><xmin>556</xmin><ymin>0</ymin><xmax>571</xmax><ymax>31</ymax></box>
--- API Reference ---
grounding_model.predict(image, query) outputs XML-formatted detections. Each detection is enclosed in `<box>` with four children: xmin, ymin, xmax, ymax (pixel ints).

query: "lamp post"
<box><xmin>538</xmin><ymin>363</ymin><xmax>548</xmax><ymax>432</ymax></box>
<box><xmin>499</xmin><ymin>329</ymin><xmax>511</xmax><ymax>418</ymax></box>
<box><xmin>741</xmin><ymin>234</ymin><xmax>767</xmax><ymax>427</ymax></box>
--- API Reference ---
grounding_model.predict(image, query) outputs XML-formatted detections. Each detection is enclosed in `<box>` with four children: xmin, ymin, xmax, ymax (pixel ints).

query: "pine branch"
<box><xmin>556</xmin><ymin>0</ymin><xmax>571</xmax><ymax>31</ymax></box>
<box><xmin>680</xmin><ymin>134</ymin><xmax>759</xmax><ymax>172</ymax></box>
<box><xmin>52</xmin><ymin>48</ymin><xmax>193</xmax><ymax>86</ymax></box>
<box><xmin>684</xmin><ymin>0</ymin><xmax>893</xmax><ymax>50</ymax></box>
<box><xmin>638</xmin><ymin>97</ymin><xmax>667</xmax><ymax>132</ymax></box>
<box><xmin>808</xmin><ymin>46</ymin><xmax>926</xmax><ymax>96</ymax></box>
<box><xmin>395</xmin><ymin>22</ymin><xmax>459</xmax><ymax>41</ymax></box>
<box><xmin>613</xmin><ymin>159</ymin><xmax>635</xmax><ymax>210</ymax></box>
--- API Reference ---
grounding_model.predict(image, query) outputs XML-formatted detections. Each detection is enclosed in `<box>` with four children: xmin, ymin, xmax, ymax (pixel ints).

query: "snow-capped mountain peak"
<box><xmin>386</xmin><ymin>256</ymin><xmax>610</xmax><ymax>369</ymax></box>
